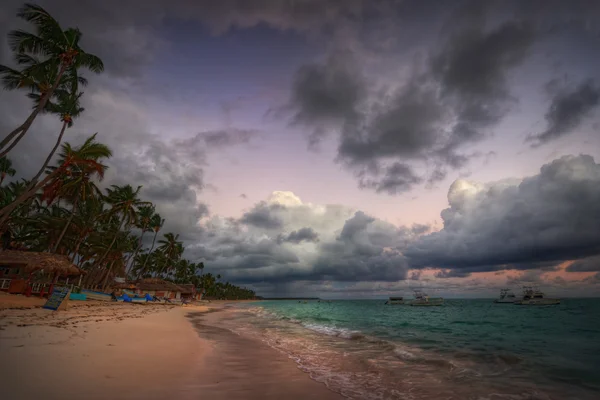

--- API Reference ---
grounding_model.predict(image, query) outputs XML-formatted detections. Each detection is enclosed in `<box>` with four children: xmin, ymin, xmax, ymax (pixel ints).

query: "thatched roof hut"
<box><xmin>178</xmin><ymin>284</ymin><xmax>196</xmax><ymax>295</ymax></box>
<box><xmin>0</xmin><ymin>250</ymin><xmax>85</xmax><ymax>276</ymax></box>
<box><xmin>136</xmin><ymin>278</ymin><xmax>185</xmax><ymax>293</ymax></box>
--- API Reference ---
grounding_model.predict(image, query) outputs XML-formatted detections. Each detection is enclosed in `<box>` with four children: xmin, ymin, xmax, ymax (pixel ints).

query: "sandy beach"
<box><xmin>0</xmin><ymin>294</ymin><xmax>342</xmax><ymax>400</ymax></box>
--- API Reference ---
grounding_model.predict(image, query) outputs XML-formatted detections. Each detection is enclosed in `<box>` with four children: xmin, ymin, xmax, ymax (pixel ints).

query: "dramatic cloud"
<box><xmin>287</xmin><ymin>52</ymin><xmax>365</xmax><ymax>147</ymax></box>
<box><xmin>186</xmin><ymin>191</ymin><xmax>421</xmax><ymax>284</ymax></box>
<box><xmin>240</xmin><ymin>202</ymin><xmax>285</xmax><ymax>229</ymax></box>
<box><xmin>405</xmin><ymin>155</ymin><xmax>600</xmax><ymax>272</ymax></box>
<box><xmin>279</xmin><ymin>227</ymin><xmax>320</xmax><ymax>244</ymax></box>
<box><xmin>528</xmin><ymin>79</ymin><xmax>600</xmax><ymax>146</ymax></box>
<box><xmin>286</xmin><ymin>15</ymin><xmax>536</xmax><ymax>194</ymax></box>
<box><xmin>566</xmin><ymin>256</ymin><xmax>600</xmax><ymax>272</ymax></box>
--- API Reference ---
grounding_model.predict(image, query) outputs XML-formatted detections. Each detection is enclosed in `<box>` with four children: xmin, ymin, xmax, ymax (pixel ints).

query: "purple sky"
<box><xmin>1</xmin><ymin>0</ymin><xmax>600</xmax><ymax>297</ymax></box>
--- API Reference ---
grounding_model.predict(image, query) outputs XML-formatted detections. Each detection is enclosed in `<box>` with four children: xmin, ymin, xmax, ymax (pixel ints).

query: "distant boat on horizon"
<box><xmin>515</xmin><ymin>286</ymin><xmax>560</xmax><ymax>305</ymax></box>
<box><xmin>385</xmin><ymin>296</ymin><xmax>405</xmax><ymax>305</ymax></box>
<box><xmin>494</xmin><ymin>288</ymin><xmax>517</xmax><ymax>303</ymax></box>
<box><xmin>410</xmin><ymin>290</ymin><xmax>444</xmax><ymax>306</ymax></box>
<box><xmin>386</xmin><ymin>291</ymin><xmax>444</xmax><ymax>306</ymax></box>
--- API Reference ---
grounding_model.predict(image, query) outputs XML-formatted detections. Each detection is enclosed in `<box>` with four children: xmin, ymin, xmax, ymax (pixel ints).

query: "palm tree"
<box><xmin>27</xmin><ymin>88</ymin><xmax>85</xmax><ymax>184</ymax></box>
<box><xmin>126</xmin><ymin>204</ymin><xmax>155</xmax><ymax>273</ymax></box>
<box><xmin>157</xmin><ymin>232</ymin><xmax>183</xmax><ymax>277</ymax></box>
<box><xmin>0</xmin><ymin>134</ymin><xmax>110</xmax><ymax>229</ymax></box>
<box><xmin>138</xmin><ymin>213</ymin><xmax>163</xmax><ymax>277</ymax></box>
<box><xmin>0</xmin><ymin>4</ymin><xmax>103</xmax><ymax>154</ymax></box>
<box><xmin>0</xmin><ymin>156</ymin><xmax>16</xmax><ymax>185</ymax></box>
<box><xmin>50</xmin><ymin>134</ymin><xmax>110</xmax><ymax>252</ymax></box>
<box><xmin>96</xmin><ymin>185</ymin><xmax>150</xmax><ymax>288</ymax></box>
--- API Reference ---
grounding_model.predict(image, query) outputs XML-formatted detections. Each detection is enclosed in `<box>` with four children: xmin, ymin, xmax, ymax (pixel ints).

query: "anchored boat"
<box><xmin>385</xmin><ymin>296</ymin><xmax>405</xmax><ymax>305</ymax></box>
<box><xmin>494</xmin><ymin>288</ymin><xmax>517</xmax><ymax>303</ymax></box>
<box><xmin>410</xmin><ymin>290</ymin><xmax>444</xmax><ymax>306</ymax></box>
<box><xmin>515</xmin><ymin>286</ymin><xmax>560</xmax><ymax>305</ymax></box>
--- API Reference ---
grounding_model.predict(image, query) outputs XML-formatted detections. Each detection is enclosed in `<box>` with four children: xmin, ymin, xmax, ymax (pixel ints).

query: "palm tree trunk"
<box><xmin>71</xmin><ymin>232</ymin><xmax>87</xmax><ymax>263</ymax></box>
<box><xmin>126</xmin><ymin>230</ymin><xmax>146</xmax><ymax>275</ymax></box>
<box><xmin>52</xmin><ymin>196</ymin><xmax>78</xmax><ymax>253</ymax></box>
<box><xmin>0</xmin><ymin>64</ymin><xmax>67</xmax><ymax>155</ymax></box>
<box><xmin>95</xmin><ymin>217</ymin><xmax>125</xmax><ymax>270</ymax></box>
<box><xmin>0</xmin><ymin>165</ymin><xmax>61</xmax><ymax>227</ymax></box>
<box><xmin>28</xmin><ymin>121</ymin><xmax>68</xmax><ymax>188</ymax></box>
<box><xmin>138</xmin><ymin>229</ymin><xmax>159</xmax><ymax>279</ymax></box>
<box><xmin>101</xmin><ymin>260</ymin><xmax>115</xmax><ymax>293</ymax></box>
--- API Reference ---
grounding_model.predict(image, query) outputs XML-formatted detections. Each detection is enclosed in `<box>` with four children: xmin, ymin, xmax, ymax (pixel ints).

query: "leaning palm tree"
<box><xmin>138</xmin><ymin>213</ymin><xmax>164</xmax><ymax>278</ymax></box>
<box><xmin>0</xmin><ymin>134</ymin><xmax>110</xmax><ymax>229</ymax></box>
<box><xmin>0</xmin><ymin>3</ymin><xmax>103</xmax><ymax>154</ymax></box>
<box><xmin>95</xmin><ymin>185</ymin><xmax>150</xmax><ymax>271</ymax></box>
<box><xmin>28</xmin><ymin>89</ymin><xmax>85</xmax><ymax>184</ymax></box>
<box><xmin>49</xmin><ymin>134</ymin><xmax>110</xmax><ymax>252</ymax></box>
<box><xmin>126</xmin><ymin>204</ymin><xmax>155</xmax><ymax>273</ymax></box>
<box><xmin>0</xmin><ymin>156</ymin><xmax>16</xmax><ymax>185</ymax></box>
<box><xmin>157</xmin><ymin>232</ymin><xmax>183</xmax><ymax>277</ymax></box>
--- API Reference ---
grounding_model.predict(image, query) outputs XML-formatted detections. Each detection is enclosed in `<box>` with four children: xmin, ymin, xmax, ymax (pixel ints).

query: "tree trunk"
<box><xmin>52</xmin><ymin>196</ymin><xmax>78</xmax><ymax>253</ymax></box>
<box><xmin>0</xmin><ymin>64</ymin><xmax>67</xmax><ymax>154</ymax></box>
<box><xmin>70</xmin><ymin>232</ymin><xmax>87</xmax><ymax>263</ymax></box>
<box><xmin>101</xmin><ymin>261</ymin><xmax>115</xmax><ymax>293</ymax></box>
<box><xmin>28</xmin><ymin>121</ymin><xmax>68</xmax><ymax>189</ymax></box>
<box><xmin>126</xmin><ymin>229</ymin><xmax>146</xmax><ymax>275</ymax></box>
<box><xmin>0</xmin><ymin>165</ymin><xmax>61</xmax><ymax>228</ymax></box>
<box><xmin>138</xmin><ymin>229</ymin><xmax>159</xmax><ymax>278</ymax></box>
<box><xmin>95</xmin><ymin>217</ymin><xmax>125</xmax><ymax>271</ymax></box>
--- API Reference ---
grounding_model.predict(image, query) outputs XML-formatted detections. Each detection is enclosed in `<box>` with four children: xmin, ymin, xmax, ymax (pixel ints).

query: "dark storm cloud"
<box><xmin>528</xmin><ymin>79</ymin><xmax>600</xmax><ymax>146</ymax></box>
<box><xmin>405</xmin><ymin>155</ymin><xmax>600</xmax><ymax>272</ymax></box>
<box><xmin>279</xmin><ymin>227</ymin><xmax>320</xmax><ymax>244</ymax></box>
<box><xmin>287</xmin><ymin>52</ymin><xmax>366</xmax><ymax>147</ymax></box>
<box><xmin>188</xmin><ymin>199</ymin><xmax>415</xmax><ymax>284</ymax></box>
<box><xmin>286</xmin><ymin>10</ymin><xmax>537</xmax><ymax>194</ymax></box>
<box><xmin>240</xmin><ymin>202</ymin><xmax>284</xmax><ymax>229</ymax></box>
<box><xmin>566</xmin><ymin>256</ymin><xmax>600</xmax><ymax>272</ymax></box>
<box><xmin>357</xmin><ymin>162</ymin><xmax>423</xmax><ymax>194</ymax></box>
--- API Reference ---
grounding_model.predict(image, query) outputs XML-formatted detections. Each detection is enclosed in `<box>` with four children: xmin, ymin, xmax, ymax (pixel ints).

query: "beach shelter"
<box><xmin>0</xmin><ymin>250</ymin><xmax>85</xmax><ymax>295</ymax></box>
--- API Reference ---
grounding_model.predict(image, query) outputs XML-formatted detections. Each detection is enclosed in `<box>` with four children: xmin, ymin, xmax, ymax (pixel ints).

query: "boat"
<box><xmin>409</xmin><ymin>290</ymin><xmax>444</xmax><ymax>306</ymax></box>
<box><xmin>81</xmin><ymin>289</ymin><xmax>117</xmax><ymax>301</ymax></box>
<box><xmin>385</xmin><ymin>296</ymin><xmax>405</xmax><ymax>305</ymax></box>
<box><xmin>494</xmin><ymin>288</ymin><xmax>517</xmax><ymax>303</ymax></box>
<box><xmin>515</xmin><ymin>286</ymin><xmax>560</xmax><ymax>305</ymax></box>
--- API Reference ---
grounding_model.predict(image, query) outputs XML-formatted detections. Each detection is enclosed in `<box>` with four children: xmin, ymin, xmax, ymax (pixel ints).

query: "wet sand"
<box><xmin>0</xmin><ymin>296</ymin><xmax>342</xmax><ymax>400</ymax></box>
<box><xmin>186</xmin><ymin>307</ymin><xmax>343</xmax><ymax>400</ymax></box>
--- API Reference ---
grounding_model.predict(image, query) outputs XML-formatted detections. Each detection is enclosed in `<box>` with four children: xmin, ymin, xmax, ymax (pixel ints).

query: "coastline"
<box><xmin>0</xmin><ymin>297</ymin><xmax>342</xmax><ymax>400</ymax></box>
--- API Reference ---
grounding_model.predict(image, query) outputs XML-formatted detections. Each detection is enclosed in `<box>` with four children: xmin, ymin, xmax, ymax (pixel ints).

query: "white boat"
<box><xmin>494</xmin><ymin>288</ymin><xmax>517</xmax><ymax>303</ymax></box>
<box><xmin>515</xmin><ymin>286</ymin><xmax>560</xmax><ymax>305</ymax></box>
<box><xmin>410</xmin><ymin>290</ymin><xmax>444</xmax><ymax>306</ymax></box>
<box><xmin>385</xmin><ymin>296</ymin><xmax>405</xmax><ymax>305</ymax></box>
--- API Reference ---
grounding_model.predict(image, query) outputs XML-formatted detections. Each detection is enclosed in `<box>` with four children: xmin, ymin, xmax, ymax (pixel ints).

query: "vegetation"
<box><xmin>0</xmin><ymin>4</ymin><xmax>255</xmax><ymax>300</ymax></box>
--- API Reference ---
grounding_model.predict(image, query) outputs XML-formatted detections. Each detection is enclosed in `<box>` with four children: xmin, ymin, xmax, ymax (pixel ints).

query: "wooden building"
<box><xmin>0</xmin><ymin>250</ymin><xmax>85</xmax><ymax>296</ymax></box>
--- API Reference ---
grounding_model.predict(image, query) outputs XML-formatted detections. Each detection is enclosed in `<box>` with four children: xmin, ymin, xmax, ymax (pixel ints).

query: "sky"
<box><xmin>1</xmin><ymin>0</ymin><xmax>600</xmax><ymax>298</ymax></box>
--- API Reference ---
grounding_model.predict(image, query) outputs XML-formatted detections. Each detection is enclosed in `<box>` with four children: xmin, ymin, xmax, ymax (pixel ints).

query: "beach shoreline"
<box><xmin>0</xmin><ymin>295</ymin><xmax>342</xmax><ymax>400</ymax></box>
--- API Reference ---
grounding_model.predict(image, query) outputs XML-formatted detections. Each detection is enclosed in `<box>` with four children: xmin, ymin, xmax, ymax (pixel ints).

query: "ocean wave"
<box><xmin>302</xmin><ymin>323</ymin><xmax>365</xmax><ymax>340</ymax></box>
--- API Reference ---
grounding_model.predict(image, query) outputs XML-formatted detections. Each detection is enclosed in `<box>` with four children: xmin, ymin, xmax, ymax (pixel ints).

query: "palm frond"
<box><xmin>76</xmin><ymin>51</ymin><xmax>104</xmax><ymax>73</ymax></box>
<box><xmin>7</xmin><ymin>30</ymin><xmax>58</xmax><ymax>55</ymax></box>
<box><xmin>17</xmin><ymin>4</ymin><xmax>65</xmax><ymax>43</ymax></box>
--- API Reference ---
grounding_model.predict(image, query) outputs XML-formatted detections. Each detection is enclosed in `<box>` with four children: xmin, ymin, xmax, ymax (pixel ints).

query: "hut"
<box><xmin>0</xmin><ymin>250</ymin><xmax>85</xmax><ymax>296</ymax></box>
<box><xmin>178</xmin><ymin>284</ymin><xmax>198</xmax><ymax>301</ymax></box>
<box><xmin>134</xmin><ymin>278</ymin><xmax>185</xmax><ymax>300</ymax></box>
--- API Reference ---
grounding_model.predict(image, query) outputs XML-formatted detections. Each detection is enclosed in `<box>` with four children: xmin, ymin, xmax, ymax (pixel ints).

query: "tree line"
<box><xmin>0</xmin><ymin>3</ymin><xmax>255</xmax><ymax>300</ymax></box>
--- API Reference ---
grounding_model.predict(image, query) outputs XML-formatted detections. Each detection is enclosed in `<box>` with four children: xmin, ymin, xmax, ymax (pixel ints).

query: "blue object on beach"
<box><xmin>121</xmin><ymin>293</ymin><xmax>132</xmax><ymax>303</ymax></box>
<box><xmin>69</xmin><ymin>293</ymin><xmax>87</xmax><ymax>301</ymax></box>
<box><xmin>145</xmin><ymin>293</ymin><xmax>153</xmax><ymax>301</ymax></box>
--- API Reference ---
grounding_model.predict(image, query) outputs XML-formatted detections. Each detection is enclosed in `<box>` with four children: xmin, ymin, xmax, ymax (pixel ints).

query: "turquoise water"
<box><xmin>230</xmin><ymin>299</ymin><xmax>600</xmax><ymax>399</ymax></box>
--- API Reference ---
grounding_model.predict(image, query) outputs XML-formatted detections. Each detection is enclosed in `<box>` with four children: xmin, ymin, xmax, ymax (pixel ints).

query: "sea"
<box><xmin>222</xmin><ymin>299</ymin><xmax>600</xmax><ymax>400</ymax></box>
